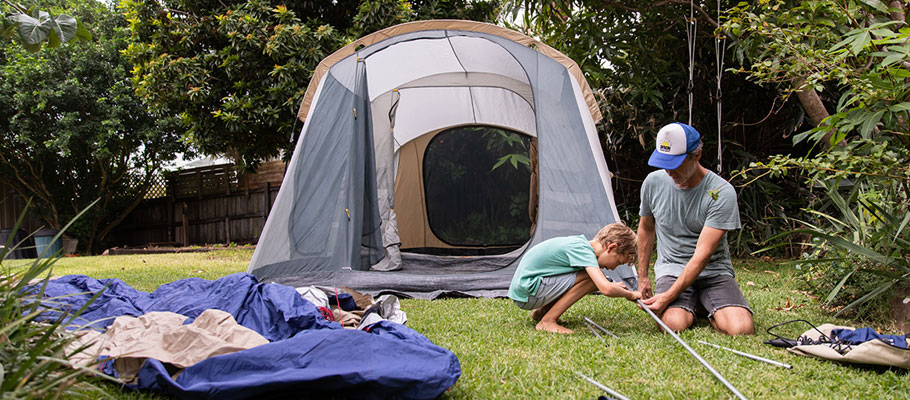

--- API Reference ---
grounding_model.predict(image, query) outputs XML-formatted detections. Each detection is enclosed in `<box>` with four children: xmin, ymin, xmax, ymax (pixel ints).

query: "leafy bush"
<box><xmin>791</xmin><ymin>179</ymin><xmax>909</xmax><ymax>319</ymax></box>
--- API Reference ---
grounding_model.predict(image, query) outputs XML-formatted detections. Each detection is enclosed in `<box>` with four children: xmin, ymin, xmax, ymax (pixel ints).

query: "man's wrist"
<box><xmin>662</xmin><ymin>287</ymin><xmax>680</xmax><ymax>301</ymax></box>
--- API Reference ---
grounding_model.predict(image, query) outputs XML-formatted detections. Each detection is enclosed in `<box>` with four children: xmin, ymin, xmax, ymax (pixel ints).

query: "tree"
<box><xmin>120</xmin><ymin>0</ymin><xmax>500</xmax><ymax>170</ymax></box>
<box><xmin>726</xmin><ymin>0</ymin><xmax>910</xmax><ymax>317</ymax></box>
<box><xmin>1</xmin><ymin>0</ymin><xmax>91</xmax><ymax>51</ymax></box>
<box><xmin>0</xmin><ymin>1</ymin><xmax>185</xmax><ymax>253</ymax></box>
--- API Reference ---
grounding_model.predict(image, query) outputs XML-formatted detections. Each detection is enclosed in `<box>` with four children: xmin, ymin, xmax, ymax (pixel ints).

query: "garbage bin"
<box><xmin>0</xmin><ymin>228</ymin><xmax>37</xmax><ymax>259</ymax></box>
<box><xmin>33</xmin><ymin>228</ymin><xmax>62</xmax><ymax>258</ymax></box>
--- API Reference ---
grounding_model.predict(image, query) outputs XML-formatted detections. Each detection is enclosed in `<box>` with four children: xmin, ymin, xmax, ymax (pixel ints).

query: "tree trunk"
<box><xmin>793</xmin><ymin>79</ymin><xmax>836</xmax><ymax>148</ymax></box>
<box><xmin>889</xmin><ymin>1</ymin><xmax>905</xmax><ymax>29</ymax></box>
<box><xmin>795</xmin><ymin>86</ymin><xmax>829</xmax><ymax>126</ymax></box>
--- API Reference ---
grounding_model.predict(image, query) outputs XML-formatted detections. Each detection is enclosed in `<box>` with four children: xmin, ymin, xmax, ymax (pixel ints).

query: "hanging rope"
<box><xmin>715</xmin><ymin>0</ymin><xmax>726</xmax><ymax>174</ymax></box>
<box><xmin>686</xmin><ymin>0</ymin><xmax>697</xmax><ymax>126</ymax></box>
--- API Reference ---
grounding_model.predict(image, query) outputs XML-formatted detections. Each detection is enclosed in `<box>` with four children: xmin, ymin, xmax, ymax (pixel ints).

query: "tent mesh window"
<box><xmin>421</xmin><ymin>126</ymin><xmax>534</xmax><ymax>254</ymax></box>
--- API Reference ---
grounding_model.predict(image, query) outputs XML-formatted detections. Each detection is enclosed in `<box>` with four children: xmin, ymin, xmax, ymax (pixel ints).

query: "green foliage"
<box><xmin>789</xmin><ymin>179</ymin><xmax>909</xmax><ymax>319</ymax></box>
<box><xmin>352</xmin><ymin>0</ymin><xmax>414</xmax><ymax>37</ymax></box>
<box><xmin>504</xmin><ymin>1</ymin><xmax>699</xmax><ymax>131</ymax></box>
<box><xmin>487</xmin><ymin>130</ymin><xmax>530</xmax><ymax>172</ymax></box>
<box><xmin>120</xmin><ymin>0</ymin><xmax>500</xmax><ymax>170</ymax></box>
<box><xmin>1</xmin><ymin>1</ymin><xmax>91</xmax><ymax>52</ymax></box>
<box><xmin>411</xmin><ymin>0</ymin><xmax>501</xmax><ymax>21</ymax></box>
<box><xmin>440</xmin><ymin>210</ymin><xmax>530</xmax><ymax>247</ymax></box>
<box><xmin>728</xmin><ymin>0</ymin><xmax>910</xmax><ymax>146</ymax></box>
<box><xmin>0</xmin><ymin>202</ymin><xmax>115</xmax><ymax>398</ymax></box>
<box><xmin>728</xmin><ymin>0</ymin><xmax>910</xmax><ymax>318</ymax></box>
<box><xmin>0</xmin><ymin>1</ymin><xmax>185</xmax><ymax>254</ymax></box>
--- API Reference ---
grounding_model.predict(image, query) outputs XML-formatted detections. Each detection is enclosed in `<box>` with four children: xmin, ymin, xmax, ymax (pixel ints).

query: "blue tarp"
<box><xmin>40</xmin><ymin>273</ymin><xmax>461</xmax><ymax>399</ymax></box>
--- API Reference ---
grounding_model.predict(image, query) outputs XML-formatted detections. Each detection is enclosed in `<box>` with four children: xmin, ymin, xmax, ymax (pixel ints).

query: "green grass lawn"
<box><xmin>16</xmin><ymin>251</ymin><xmax>909</xmax><ymax>399</ymax></box>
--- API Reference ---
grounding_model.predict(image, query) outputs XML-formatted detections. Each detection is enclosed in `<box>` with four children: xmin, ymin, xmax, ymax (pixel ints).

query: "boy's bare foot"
<box><xmin>531</xmin><ymin>307</ymin><xmax>564</xmax><ymax>324</ymax></box>
<box><xmin>531</xmin><ymin>308</ymin><xmax>547</xmax><ymax>321</ymax></box>
<box><xmin>536</xmin><ymin>321</ymin><xmax>573</xmax><ymax>334</ymax></box>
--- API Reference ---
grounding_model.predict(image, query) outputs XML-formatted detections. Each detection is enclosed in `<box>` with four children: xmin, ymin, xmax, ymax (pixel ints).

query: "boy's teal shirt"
<box><xmin>508</xmin><ymin>235</ymin><xmax>598</xmax><ymax>302</ymax></box>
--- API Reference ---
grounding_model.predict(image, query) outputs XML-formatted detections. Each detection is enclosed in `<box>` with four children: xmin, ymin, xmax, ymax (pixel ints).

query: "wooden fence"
<box><xmin>0</xmin><ymin>181</ymin><xmax>42</xmax><ymax>234</ymax></box>
<box><xmin>110</xmin><ymin>161</ymin><xmax>286</xmax><ymax>247</ymax></box>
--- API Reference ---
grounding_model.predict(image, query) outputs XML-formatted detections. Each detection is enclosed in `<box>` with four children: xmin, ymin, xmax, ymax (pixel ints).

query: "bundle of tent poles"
<box><xmin>577</xmin><ymin>302</ymin><xmax>791</xmax><ymax>400</ymax></box>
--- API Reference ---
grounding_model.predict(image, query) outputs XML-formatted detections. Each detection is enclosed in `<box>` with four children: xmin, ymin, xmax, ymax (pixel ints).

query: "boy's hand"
<box><xmin>626</xmin><ymin>290</ymin><xmax>642</xmax><ymax>301</ymax></box>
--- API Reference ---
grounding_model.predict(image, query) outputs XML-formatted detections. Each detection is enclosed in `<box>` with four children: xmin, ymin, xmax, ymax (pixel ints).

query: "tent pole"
<box><xmin>698</xmin><ymin>340</ymin><xmax>792</xmax><ymax>369</ymax></box>
<box><xmin>636</xmin><ymin>300</ymin><xmax>748</xmax><ymax>400</ymax></box>
<box><xmin>575</xmin><ymin>372</ymin><xmax>630</xmax><ymax>400</ymax></box>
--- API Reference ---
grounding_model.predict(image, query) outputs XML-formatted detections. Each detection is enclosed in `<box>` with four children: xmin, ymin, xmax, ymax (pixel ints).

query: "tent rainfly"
<box><xmin>248</xmin><ymin>20</ymin><xmax>635</xmax><ymax>298</ymax></box>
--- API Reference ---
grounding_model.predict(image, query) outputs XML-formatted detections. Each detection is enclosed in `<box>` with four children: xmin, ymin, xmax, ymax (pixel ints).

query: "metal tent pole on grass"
<box><xmin>575</xmin><ymin>372</ymin><xmax>631</xmax><ymax>400</ymax></box>
<box><xmin>636</xmin><ymin>300</ymin><xmax>748</xmax><ymax>400</ymax></box>
<box><xmin>698</xmin><ymin>340</ymin><xmax>793</xmax><ymax>369</ymax></box>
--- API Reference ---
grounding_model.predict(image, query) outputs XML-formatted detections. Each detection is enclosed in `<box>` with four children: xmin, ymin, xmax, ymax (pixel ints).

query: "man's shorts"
<box><xmin>513</xmin><ymin>272</ymin><xmax>578</xmax><ymax>310</ymax></box>
<box><xmin>655</xmin><ymin>274</ymin><xmax>752</xmax><ymax>319</ymax></box>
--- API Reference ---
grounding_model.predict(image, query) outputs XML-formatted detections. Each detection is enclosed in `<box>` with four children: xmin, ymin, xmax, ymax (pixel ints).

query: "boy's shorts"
<box><xmin>655</xmin><ymin>274</ymin><xmax>752</xmax><ymax>319</ymax></box>
<box><xmin>513</xmin><ymin>272</ymin><xmax>578</xmax><ymax>310</ymax></box>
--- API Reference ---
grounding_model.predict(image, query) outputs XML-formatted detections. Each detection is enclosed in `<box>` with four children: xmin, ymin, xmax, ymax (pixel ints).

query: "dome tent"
<box><xmin>248</xmin><ymin>20</ymin><xmax>634</xmax><ymax>298</ymax></box>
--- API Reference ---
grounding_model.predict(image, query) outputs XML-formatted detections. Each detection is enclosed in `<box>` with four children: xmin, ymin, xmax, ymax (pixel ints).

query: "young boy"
<box><xmin>508</xmin><ymin>222</ymin><xmax>641</xmax><ymax>334</ymax></box>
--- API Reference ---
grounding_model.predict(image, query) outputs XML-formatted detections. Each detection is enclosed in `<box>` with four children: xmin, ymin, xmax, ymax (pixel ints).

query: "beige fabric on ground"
<box><xmin>340</xmin><ymin>286</ymin><xmax>374</xmax><ymax>310</ymax></box>
<box><xmin>788</xmin><ymin>323</ymin><xmax>910</xmax><ymax>369</ymax></box>
<box><xmin>70</xmin><ymin>309</ymin><xmax>268</xmax><ymax>379</ymax></box>
<box><xmin>333</xmin><ymin>308</ymin><xmax>363</xmax><ymax>329</ymax></box>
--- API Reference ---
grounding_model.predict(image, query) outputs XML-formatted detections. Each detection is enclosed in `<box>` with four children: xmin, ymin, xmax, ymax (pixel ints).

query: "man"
<box><xmin>637</xmin><ymin>122</ymin><xmax>754</xmax><ymax>335</ymax></box>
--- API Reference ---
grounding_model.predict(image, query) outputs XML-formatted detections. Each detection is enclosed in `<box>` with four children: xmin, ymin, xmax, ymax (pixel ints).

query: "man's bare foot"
<box><xmin>536</xmin><ymin>321</ymin><xmax>573</xmax><ymax>334</ymax></box>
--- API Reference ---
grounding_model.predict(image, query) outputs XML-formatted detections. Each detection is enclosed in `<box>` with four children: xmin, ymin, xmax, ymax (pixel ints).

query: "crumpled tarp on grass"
<box><xmin>40</xmin><ymin>273</ymin><xmax>461</xmax><ymax>400</ymax></box>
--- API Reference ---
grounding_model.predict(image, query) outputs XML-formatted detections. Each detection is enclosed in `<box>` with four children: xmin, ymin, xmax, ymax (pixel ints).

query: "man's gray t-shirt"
<box><xmin>639</xmin><ymin>170</ymin><xmax>741</xmax><ymax>279</ymax></box>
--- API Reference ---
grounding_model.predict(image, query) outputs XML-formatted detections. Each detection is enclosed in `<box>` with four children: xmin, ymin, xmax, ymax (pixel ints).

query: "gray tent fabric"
<box><xmin>249</xmin><ymin>21</ymin><xmax>633</xmax><ymax>298</ymax></box>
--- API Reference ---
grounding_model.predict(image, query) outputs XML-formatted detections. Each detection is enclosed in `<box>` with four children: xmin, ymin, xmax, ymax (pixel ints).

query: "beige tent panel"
<box><xmin>297</xmin><ymin>19</ymin><xmax>601</xmax><ymax>124</ymax></box>
<box><xmin>395</xmin><ymin>134</ymin><xmax>432</xmax><ymax>249</ymax></box>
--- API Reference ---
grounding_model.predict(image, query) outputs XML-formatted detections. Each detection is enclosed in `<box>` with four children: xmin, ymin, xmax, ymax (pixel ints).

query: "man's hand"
<box><xmin>641</xmin><ymin>291</ymin><xmax>674</xmax><ymax>315</ymax></box>
<box><xmin>626</xmin><ymin>290</ymin><xmax>642</xmax><ymax>302</ymax></box>
<box><xmin>638</xmin><ymin>276</ymin><xmax>653</xmax><ymax>299</ymax></box>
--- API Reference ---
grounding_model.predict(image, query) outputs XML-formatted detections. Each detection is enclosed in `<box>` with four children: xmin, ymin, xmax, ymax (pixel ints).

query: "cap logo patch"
<box><xmin>659</xmin><ymin>139</ymin><xmax>672</xmax><ymax>153</ymax></box>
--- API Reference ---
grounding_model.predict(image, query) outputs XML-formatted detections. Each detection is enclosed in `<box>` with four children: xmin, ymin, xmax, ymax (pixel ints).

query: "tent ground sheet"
<box><xmin>38</xmin><ymin>273</ymin><xmax>461</xmax><ymax>400</ymax></box>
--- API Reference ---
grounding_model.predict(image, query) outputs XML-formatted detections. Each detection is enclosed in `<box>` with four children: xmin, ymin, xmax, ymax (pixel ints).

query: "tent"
<box><xmin>249</xmin><ymin>20</ymin><xmax>634</xmax><ymax>297</ymax></box>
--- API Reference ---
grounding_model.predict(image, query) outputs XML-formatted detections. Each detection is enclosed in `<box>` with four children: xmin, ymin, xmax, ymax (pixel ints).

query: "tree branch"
<box><xmin>1</xmin><ymin>0</ymin><xmax>30</xmax><ymax>14</ymax></box>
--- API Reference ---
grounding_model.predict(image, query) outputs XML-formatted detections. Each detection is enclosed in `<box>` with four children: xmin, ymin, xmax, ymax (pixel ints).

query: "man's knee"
<box><xmin>660</xmin><ymin>308</ymin><xmax>693</xmax><ymax>332</ymax></box>
<box><xmin>712</xmin><ymin>307</ymin><xmax>754</xmax><ymax>335</ymax></box>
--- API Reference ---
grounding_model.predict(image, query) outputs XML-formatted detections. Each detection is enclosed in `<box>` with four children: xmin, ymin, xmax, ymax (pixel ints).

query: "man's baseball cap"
<box><xmin>647</xmin><ymin>122</ymin><xmax>701</xmax><ymax>170</ymax></box>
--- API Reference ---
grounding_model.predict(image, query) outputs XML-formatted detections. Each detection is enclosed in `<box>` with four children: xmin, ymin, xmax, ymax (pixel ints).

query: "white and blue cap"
<box><xmin>647</xmin><ymin>122</ymin><xmax>701</xmax><ymax>170</ymax></box>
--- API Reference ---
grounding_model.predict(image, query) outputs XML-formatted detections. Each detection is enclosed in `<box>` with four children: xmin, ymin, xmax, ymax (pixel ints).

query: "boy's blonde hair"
<box><xmin>593</xmin><ymin>222</ymin><xmax>637</xmax><ymax>261</ymax></box>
